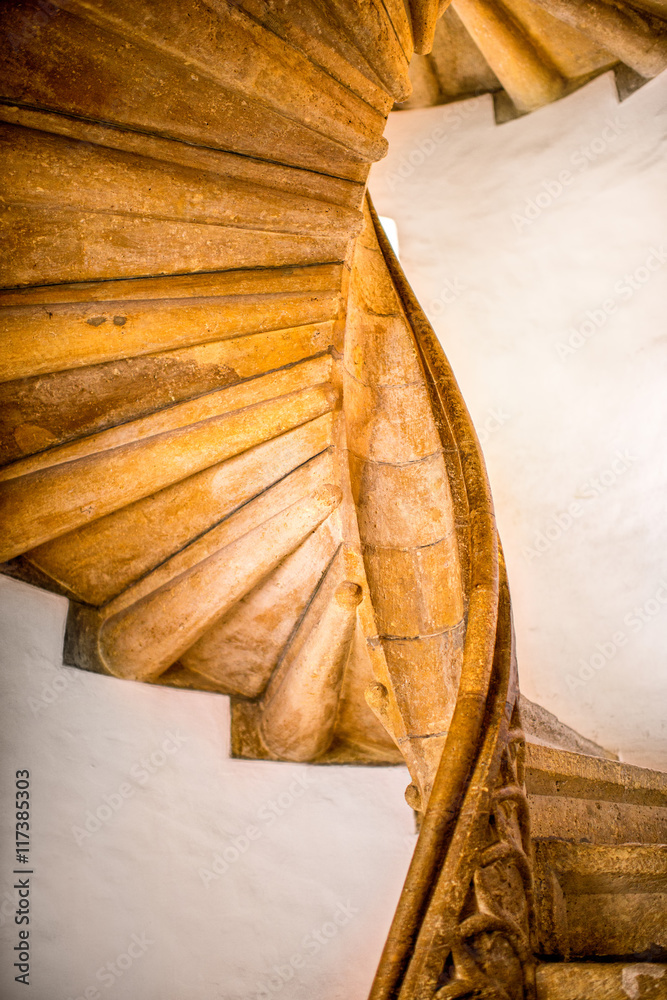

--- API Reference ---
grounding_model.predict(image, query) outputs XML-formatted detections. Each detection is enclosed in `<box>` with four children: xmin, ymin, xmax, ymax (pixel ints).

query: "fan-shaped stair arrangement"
<box><xmin>0</xmin><ymin>0</ymin><xmax>471</xmax><ymax>791</ymax></box>
<box><xmin>402</xmin><ymin>0</ymin><xmax>667</xmax><ymax>119</ymax></box>
<box><xmin>1</xmin><ymin>2</ymin><xmax>666</xmax><ymax>998</ymax></box>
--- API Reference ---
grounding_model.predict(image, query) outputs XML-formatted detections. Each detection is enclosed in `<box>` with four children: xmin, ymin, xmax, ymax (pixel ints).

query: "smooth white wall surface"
<box><xmin>0</xmin><ymin>577</ymin><xmax>416</xmax><ymax>1000</ymax></box>
<box><xmin>371</xmin><ymin>71</ymin><xmax>667</xmax><ymax>769</ymax></box>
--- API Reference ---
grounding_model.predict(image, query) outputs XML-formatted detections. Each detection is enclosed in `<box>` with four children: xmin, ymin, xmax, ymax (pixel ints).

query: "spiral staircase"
<box><xmin>1</xmin><ymin>1</ymin><xmax>666</xmax><ymax>997</ymax></box>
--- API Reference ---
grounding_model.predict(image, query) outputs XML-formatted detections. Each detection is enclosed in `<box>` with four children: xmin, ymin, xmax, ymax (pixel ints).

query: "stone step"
<box><xmin>534</xmin><ymin>839</ymin><xmax>667</xmax><ymax>959</ymax></box>
<box><xmin>526</xmin><ymin>743</ymin><xmax>667</xmax><ymax>845</ymax></box>
<box><xmin>520</xmin><ymin>695</ymin><xmax>619</xmax><ymax>761</ymax></box>
<box><xmin>536</xmin><ymin>962</ymin><xmax>667</xmax><ymax>1000</ymax></box>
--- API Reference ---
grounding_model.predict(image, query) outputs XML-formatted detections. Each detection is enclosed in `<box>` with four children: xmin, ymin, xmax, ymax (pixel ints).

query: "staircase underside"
<box><xmin>401</xmin><ymin>0</ymin><xmax>667</xmax><ymax>120</ymax></box>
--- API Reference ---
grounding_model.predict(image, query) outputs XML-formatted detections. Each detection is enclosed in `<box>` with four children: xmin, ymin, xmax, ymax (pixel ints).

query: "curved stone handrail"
<box><xmin>368</xmin><ymin>200</ymin><xmax>534</xmax><ymax>1000</ymax></box>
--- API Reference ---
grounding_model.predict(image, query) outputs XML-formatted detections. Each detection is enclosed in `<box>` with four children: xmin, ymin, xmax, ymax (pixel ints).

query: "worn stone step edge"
<box><xmin>526</xmin><ymin>742</ymin><xmax>667</xmax><ymax>807</ymax></box>
<box><xmin>535</xmin><ymin>961</ymin><xmax>667</xmax><ymax>1000</ymax></box>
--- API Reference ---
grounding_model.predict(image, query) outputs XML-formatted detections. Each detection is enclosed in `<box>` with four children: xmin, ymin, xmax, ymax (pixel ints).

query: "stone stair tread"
<box><xmin>521</xmin><ymin>695</ymin><xmax>618</xmax><ymax>760</ymax></box>
<box><xmin>534</xmin><ymin>840</ymin><xmax>667</xmax><ymax>959</ymax></box>
<box><xmin>536</xmin><ymin>962</ymin><xmax>667</xmax><ymax>1000</ymax></box>
<box><xmin>535</xmin><ymin>839</ymin><xmax>667</xmax><ymax>895</ymax></box>
<box><xmin>526</xmin><ymin>742</ymin><xmax>667</xmax><ymax>807</ymax></box>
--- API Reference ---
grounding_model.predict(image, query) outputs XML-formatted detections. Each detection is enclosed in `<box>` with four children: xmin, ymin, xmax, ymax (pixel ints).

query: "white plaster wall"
<box><xmin>0</xmin><ymin>577</ymin><xmax>416</xmax><ymax>1000</ymax></box>
<box><xmin>371</xmin><ymin>71</ymin><xmax>667</xmax><ymax>769</ymax></box>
